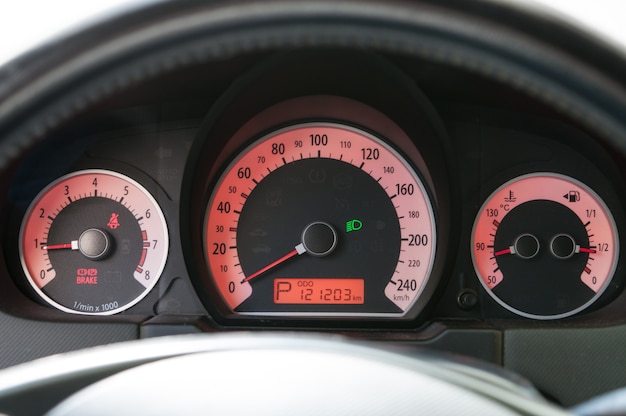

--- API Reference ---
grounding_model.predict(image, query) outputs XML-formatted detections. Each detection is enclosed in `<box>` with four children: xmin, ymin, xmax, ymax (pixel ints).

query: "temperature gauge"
<box><xmin>471</xmin><ymin>173</ymin><xmax>619</xmax><ymax>319</ymax></box>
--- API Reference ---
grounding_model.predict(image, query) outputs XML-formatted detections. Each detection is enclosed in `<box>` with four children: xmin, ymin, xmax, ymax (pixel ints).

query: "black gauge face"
<box><xmin>204</xmin><ymin>123</ymin><xmax>437</xmax><ymax>318</ymax></box>
<box><xmin>493</xmin><ymin>200</ymin><xmax>592</xmax><ymax>315</ymax></box>
<box><xmin>472</xmin><ymin>173</ymin><xmax>619</xmax><ymax>319</ymax></box>
<box><xmin>20</xmin><ymin>170</ymin><xmax>169</xmax><ymax>315</ymax></box>
<box><xmin>44</xmin><ymin>198</ymin><xmax>145</xmax><ymax>309</ymax></box>
<box><xmin>235</xmin><ymin>158</ymin><xmax>401</xmax><ymax>313</ymax></box>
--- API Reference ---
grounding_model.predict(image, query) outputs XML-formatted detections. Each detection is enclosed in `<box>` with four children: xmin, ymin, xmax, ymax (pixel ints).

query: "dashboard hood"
<box><xmin>0</xmin><ymin>1</ymin><xmax>626</xmax><ymax>414</ymax></box>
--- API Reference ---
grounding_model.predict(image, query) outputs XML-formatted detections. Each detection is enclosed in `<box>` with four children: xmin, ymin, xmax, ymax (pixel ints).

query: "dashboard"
<box><xmin>7</xmin><ymin>50</ymin><xmax>625</xmax><ymax>323</ymax></box>
<box><xmin>1</xmin><ymin>0</ymin><xmax>626</xmax><ymax>412</ymax></box>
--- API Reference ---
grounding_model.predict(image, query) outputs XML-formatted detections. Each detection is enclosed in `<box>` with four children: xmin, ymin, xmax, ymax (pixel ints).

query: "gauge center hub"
<box><xmin>78</xmin><ymin>228</ymin><xmax>111</xmax><ymax>260</ymax></box>
<box><xmin>514</xmin><ymin>234</ymin><xmax>540</xmax><ymax>259</ymax></box>
<box><xmin>550</xmin><ymin>234</ymin><xmax>576</xmax><ymax>259</ymax></box>
<box><xmin>301</xmin><ymin>222</ymin><xmax>338</xmax><ymax>257</ymax></box>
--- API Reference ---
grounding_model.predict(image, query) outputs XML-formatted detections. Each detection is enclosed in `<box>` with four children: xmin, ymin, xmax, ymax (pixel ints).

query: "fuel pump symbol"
<box><xmin>563</xmin><ymin>191</ymin><xmax>580</xmax><ymax>203</ymax></box>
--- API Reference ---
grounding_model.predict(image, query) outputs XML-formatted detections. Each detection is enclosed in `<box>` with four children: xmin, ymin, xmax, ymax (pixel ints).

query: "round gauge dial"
<box><xmin>205</xmin><ymin>123</ymin><xmax>436</xmax><ymax>317</ymax></box>
<box><xmin>471</xmin><ymin>173</ymin><xmax>619</xmax><ymax>319</ymax></box>
<box><xmin>20</xmin><ymin>170</ymin><xmax>169</xmax><ymax>315</ymax></box>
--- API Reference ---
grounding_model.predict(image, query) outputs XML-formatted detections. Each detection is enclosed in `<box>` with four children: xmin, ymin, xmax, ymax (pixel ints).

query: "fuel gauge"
<box><xmin>471</xmin><ymin>173</ymin><xmax>619</xmax><ymax>319</ymax></box>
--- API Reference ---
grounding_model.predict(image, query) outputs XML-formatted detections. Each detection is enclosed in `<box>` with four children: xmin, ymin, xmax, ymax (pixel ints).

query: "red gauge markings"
<box><xmin>471</xmin><ymin>173</ymin><xmax>619</xmax><ymax>319</ymax></box>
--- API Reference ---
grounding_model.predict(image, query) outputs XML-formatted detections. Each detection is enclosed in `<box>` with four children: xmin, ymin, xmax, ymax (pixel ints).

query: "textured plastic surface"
<box><xmin>505</xmin><ymin>325</ymin><xmax>626</xmax><ymax>406</ymax></box>
<box><xmin>0</xmin><ymin>0</ymin><xmax>625</xmax><ymax>171</ymax></box>
<box><xmin>0</xmin><ymin>310</ymin><xmax>136</xmax><ymax>369</ymax></box>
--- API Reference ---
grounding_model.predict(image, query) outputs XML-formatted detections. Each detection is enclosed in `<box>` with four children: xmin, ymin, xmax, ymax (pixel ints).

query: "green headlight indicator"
<box><xmin>346</xmin><ymin>219</ymin><xmax>363</xmax><ymax>233</ymax></box>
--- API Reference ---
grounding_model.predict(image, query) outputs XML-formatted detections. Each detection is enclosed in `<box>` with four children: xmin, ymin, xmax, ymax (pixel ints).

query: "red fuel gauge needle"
<box><xmin>576</xmin><ymin>246</ymin><xmax>597</xmax><ymax>254</ymax></box>
<box><xmin>242</xmin><ymin>243</ymin><xmax>306</xmax><ymax>283</ymax></box>
<box><xmin>43</xmin><ymin>241</ymin><xmax>79</xmax><ymax>250</ymax></box>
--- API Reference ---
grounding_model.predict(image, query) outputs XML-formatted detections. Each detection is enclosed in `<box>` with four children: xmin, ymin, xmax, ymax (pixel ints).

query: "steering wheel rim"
<box><xmin>0</xmin><ymin>333</ymin><xmax>567</xmax><ymax>415</ymax></box>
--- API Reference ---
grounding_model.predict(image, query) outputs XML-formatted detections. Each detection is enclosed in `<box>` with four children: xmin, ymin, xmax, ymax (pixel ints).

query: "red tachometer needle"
<box><xmin>242</xmin><ymin>243</ymin><xmax>306</xmax><ymax>283</ymax></box>
<box><xmin>43</xmin><ymin>241</ymin><xmax>78</xmax><ymax>250</ymax></box>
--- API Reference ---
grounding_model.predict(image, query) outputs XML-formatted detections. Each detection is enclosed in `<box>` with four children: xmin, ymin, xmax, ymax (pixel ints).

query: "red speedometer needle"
<box><xmin>242</xmin><ymin>243</ymin><xmax>306</xmax><ymax>283</ymax></box>
<box><xmin>43</xmin><ymin>241</ymin><xmax>79</xmax><ymax>250</ymax></box>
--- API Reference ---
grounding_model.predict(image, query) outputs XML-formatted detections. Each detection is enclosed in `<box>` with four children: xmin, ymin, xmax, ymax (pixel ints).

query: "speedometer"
<box><xmin>204</xmin><ymin>122</ymin><xmax>437</xmax><ymax>317</ymax></box>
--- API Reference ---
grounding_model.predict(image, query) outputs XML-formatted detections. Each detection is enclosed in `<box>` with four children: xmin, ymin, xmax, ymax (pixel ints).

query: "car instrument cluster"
<box><xmin>4</xmin><ymin>52</ymin><xmax>625</xmax><ymax>327</ymax></box>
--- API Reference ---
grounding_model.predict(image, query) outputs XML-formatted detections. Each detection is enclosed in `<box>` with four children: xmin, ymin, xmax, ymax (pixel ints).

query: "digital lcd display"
<box><xmin>273</xmin><ymin>278</ymin><xmax>364</xmax><ymax>304</ymax></box>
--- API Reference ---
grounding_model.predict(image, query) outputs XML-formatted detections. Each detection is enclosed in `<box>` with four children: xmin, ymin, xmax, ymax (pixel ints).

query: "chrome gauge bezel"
<box><xmin>471</xmin><ymin>172</ymin><xmax>620</xmax><ymax>320</ymax></box>
<box><xmin>203</xmin><ymin>121</ymin><xmax>438</xmax><ymax>318</ymax></box>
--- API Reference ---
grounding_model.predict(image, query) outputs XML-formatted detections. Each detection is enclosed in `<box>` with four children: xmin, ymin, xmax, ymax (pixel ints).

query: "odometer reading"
<box><xmin>274</xmin><ymin>278</ymin><xmax>364</xmax><ymax>304</ymax></box>
<box><xmin>204</xmin><ymin>122</ymin><xmax>437</xmax><ymax>317</ymax></box>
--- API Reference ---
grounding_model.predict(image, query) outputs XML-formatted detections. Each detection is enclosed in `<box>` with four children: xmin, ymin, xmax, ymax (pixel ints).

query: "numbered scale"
<box><xmin>20</xmin><ymin>170</ymin><xmax>169</xmax><ymax>315</ymax></box>
<box><xmin>472</xmin><ymin>173</ymin><xmax>619</xmax><ymax>319</ymax></box>
<box><xmin>204</xmin><ymin>122</ymin><xmax>437</xmax><ymax>317</ymax></box>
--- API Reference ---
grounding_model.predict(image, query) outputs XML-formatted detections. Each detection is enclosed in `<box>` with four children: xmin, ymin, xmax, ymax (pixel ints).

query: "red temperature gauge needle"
<box><xmin>43</xmin><ymin>241</ymin><xmax>79</xmax><ymax>250</ymax></box>
<box><xmin>242</xmin><ymin>243</ymin><xmax>306</xmax><ymax>283</ymax></box>
<box><xmin>494</xmin><ymin>246</ymin><xmax>515</xmax><ymax>256</ymax></box>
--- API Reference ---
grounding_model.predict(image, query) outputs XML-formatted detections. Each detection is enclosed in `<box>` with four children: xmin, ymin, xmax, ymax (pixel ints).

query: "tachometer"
<box><xmin>20</xmin><ymin>170</ymin><xmax>169</xmax><ymax>315</ymax></box>
<box><xmin>471</xmin><ymin>173</ymin><xmax>619</xmax><ymax>319</ymax></box>
<box><xmin>205</xmin><ymin>123</ymin><xmax>436</xmax><ymax>317</ymax></box>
